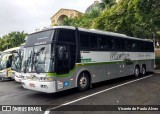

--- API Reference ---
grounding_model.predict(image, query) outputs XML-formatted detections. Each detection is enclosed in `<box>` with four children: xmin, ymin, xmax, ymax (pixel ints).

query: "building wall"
<box><xmin>51</xmin><ymin>9</ymin><xmax>83</xmax><ymax>26</ymax></box>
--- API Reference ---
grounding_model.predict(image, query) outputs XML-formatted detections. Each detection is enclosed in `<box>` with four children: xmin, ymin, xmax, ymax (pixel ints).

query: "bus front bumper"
<box><xmin>21</xmin><ymin>80</ymin><xmax>56</xmax><ymax>93</ymax></box>
<box><xmin>15</xmin><ymin>76</ymin><xmax>22</xmax><ymax>82</ymax></box>
<box><xmin>0</xmin><ymin>73</ymin><xmax>9</xmax><ymax>79</ymax></box>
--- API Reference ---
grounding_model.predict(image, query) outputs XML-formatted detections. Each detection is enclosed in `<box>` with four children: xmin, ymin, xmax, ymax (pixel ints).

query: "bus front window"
<box><xmin>33</xmin><ymin>44</ymin><xmax>52</xmax><ymax>73</ymax></box>
<box><xmin>22</xmin><ymin>47</ymin><xmax>33</xmax><ymax>73</ymax></box>
<box><xmin>22</xmin><ymin>44</ymin><xmax>53</xmax><ymax>73</ymax></box>
<box><xmin>0</xmin><ymin>54</ymin><xmax>12</xmax><ymax>70</ymax></box>
<box><xmin>11</xmin><ymin>53</ymin><xmax>22</xmax><ymax>72</ymax></box>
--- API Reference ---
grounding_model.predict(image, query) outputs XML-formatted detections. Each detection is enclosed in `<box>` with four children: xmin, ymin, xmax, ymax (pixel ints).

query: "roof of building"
<box><xmin>51</xmin><ymin>8</ymin><xmax>84</xmax><ymax>19</ymax></box>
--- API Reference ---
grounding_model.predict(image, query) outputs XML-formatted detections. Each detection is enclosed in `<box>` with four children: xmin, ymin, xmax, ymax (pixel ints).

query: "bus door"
<box><xmin>55</xmin><ymin>44</ymin><xmax>70</xmax><ymax>75</ymax></box>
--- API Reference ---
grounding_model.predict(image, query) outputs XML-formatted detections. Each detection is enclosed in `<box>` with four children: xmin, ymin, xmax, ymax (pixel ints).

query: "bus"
<box><xmin>11</xmin><ymin>46</ymin><xmax>24</xmax><ymax>82</ymax></box>
<box><xmin>21</xmin><ymin>26</ymin><xmax>155</xmax><ymax>93</ymax></box>
<box><xmin>0</xmin><ymin>47</ymin><xmax>20</xmax><ymax>80</ymax></box>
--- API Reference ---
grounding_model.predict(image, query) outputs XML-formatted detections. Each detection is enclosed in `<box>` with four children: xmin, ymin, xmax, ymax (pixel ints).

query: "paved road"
<box><xmin>0</xmin><ymin>73</ymin><xmax>160</xmax><ymax>114</ymax></box>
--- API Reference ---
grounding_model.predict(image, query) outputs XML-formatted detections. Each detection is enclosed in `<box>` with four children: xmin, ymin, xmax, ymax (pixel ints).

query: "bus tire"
<box><xmin>142</xmin><ymin>65</ymin><xmax>146</xmax><ymax>76</ymax></box>
<box><xmin>134</xmin><ymin>65</ymin><xmax>140</xmax><ymax>77</ymax></box>
<box><xmin>77</xmin><ymin>72</ymin><xmax>90</xmax><ymax>91</ymax></box>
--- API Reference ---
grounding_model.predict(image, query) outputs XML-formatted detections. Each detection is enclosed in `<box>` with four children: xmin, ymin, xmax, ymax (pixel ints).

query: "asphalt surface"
<box><xmin>0</xmin><ymin>72</ymin><xmax>160</xmax><ymax>114</ymax></box>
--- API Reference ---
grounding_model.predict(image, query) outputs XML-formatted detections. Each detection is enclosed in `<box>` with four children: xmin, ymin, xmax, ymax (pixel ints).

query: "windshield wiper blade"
<box><xmin>32</xmin><ymin>47</ymin><xmax>46</xmax><ymax>74</ymax></box>
<box><xmin>32</xmin><ymin>52</ymin><xmax>40</xmax><ymax>74</ymax></box>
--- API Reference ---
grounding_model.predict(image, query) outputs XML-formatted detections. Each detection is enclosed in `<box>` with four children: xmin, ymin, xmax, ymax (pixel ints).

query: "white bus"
<box><xmin>0</xmin><ymin>47</ymin><xmax>20</xmax><ymax>80</ymax></box>
<box><xmin>11</xmin><ymin>46</ymin><xmax>24</xmax><ymax>82</ymax></box>
<box><xmin>21</xmin><ymin>26</ymin><xmax>155</xmax><ymax>93</ymax></box>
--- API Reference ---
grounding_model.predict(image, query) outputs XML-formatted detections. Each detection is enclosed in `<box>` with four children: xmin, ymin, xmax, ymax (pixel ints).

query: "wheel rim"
<box><xmin>80</xmin><ymin>74</ymin><xmax>87</xmax><ymax>88</ymax></box>
<box><xmin>135</xmin><ymin>68</ymin><xmax>139</xmax><ymax>76</ymax></box>
<box><xmin>142</xmin><ymin>67</ymin><xmax>146</xmax><ymax>75</ymax></box>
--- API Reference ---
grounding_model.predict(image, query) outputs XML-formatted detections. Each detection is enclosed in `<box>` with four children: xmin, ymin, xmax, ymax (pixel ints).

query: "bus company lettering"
<box><xmin>110</xmin><ymin>52</ymin><xmax>130</xmax><ymax>61</ymax></box>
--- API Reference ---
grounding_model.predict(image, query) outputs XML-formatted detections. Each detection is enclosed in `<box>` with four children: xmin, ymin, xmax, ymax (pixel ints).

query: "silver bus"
<box><xmin>11</xmin><ymin>46</ymin><xmax>24</xmax><ymax>82</ymax></box>
<box><xmin>21</xmin><ymin>26</ymin><xmax>155</xmax><ymax>93</ymax></box>
<box><xmin>0</xmin><ymin>47</ymin><xmax>20</xmax><ymax>80</ymax></box>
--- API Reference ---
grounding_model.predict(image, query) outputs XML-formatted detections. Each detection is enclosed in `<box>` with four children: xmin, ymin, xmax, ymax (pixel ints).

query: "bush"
<box><xmin>155</xmin><ymin>56</ymin><xmax>160</xmax><ymax>69</ymax></box>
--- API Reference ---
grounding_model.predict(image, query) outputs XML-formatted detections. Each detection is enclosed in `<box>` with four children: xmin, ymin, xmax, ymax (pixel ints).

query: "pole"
<box><xmin>153</xmin><ymin>32</ymin><xmax>156</xmax><ymax>48</ymax></box>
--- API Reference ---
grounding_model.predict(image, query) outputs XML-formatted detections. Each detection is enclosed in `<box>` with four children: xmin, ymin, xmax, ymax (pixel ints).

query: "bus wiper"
<box><xmin>35</xmin><ymin>47</ymin><xmax>45</xmax><ymax>56</ymax></box>
<box><xmin>32</xmin><ymin>47</ymin><xmax>45</xmax><ymax>74</ymax></box>
<box><xmin>24</xmin><ymin>55</ymin><xmax>31</xmax><ymax>73</ymax></box>
<box><xmin>23</xmin><ymin>60</ymin><xmax>28</xmax><ymax>73</ymax></box>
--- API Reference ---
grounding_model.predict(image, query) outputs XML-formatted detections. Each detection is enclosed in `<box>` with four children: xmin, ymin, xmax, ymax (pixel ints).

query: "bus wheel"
<box><xmin>77</xmin><ymin>72</ymin><xmax>90</xmax><ymax>91</ymax></box>
<box><xmin>134</xmin><ymin>66</ymin><xmax>140</xmax><ymax>77</ymax></box>
<box><xmin>142</xmin><ymin>65</ymin><xmax>146</xmax><ymax>76</ymax></box>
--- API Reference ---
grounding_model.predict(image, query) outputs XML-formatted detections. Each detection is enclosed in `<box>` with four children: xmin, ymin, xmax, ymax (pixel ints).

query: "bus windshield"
<box><xmin>11</xmin><ymin>51</ymin><xmax>23</xmax><ymax>72</ymax></box>
<box><xmin>0</xmin><ymin>53</ymin><xmax>12</xmax><ymax>70</ymax></box>
<box><xmin>22</xmin><ymin>44</ymin><xmax>52</xmax><ymax>73</ymax></box>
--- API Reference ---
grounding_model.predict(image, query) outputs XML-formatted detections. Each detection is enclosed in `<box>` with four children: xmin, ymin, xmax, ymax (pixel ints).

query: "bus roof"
<box><xmin>2</xmin><ymin>54</ymin><xmax>12</xmax><ymax>61</ymax></box>
<box><xmin>78</xmin><ymin>27</ymin><xmax>153</xmax><ymax>42</ymax></box>
<box><xmin>2</xmin><ymin>47</ymin><xmax>20</xmax><ymax>53</ymax></box>
<box><xmin>29</xmin><ymin>26</ymin><xmax>153</xmax><ymax>42</ymax></box>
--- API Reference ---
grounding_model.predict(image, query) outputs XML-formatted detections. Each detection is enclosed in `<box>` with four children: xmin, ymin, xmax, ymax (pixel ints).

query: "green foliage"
<box><xmin>155</xmin><ymin>56</ymin><xmax>160</xmax><ymax>69</ymax></box>
<box><xmin>94</xmin><ymin>0</ymin><xmax>160</xmax><ymax>39</ymax></box>
<box><xmin>63</xmin><ymin>0</ymin><xmax>160</xmax><ymax>40</ymax></box>
<box><xmin>99</xmin><ymin>0</ymin><xmax>116</xmax><ymax>10</ymax></box>
<box><xmin>63</xmin><ymin>9</ymin><xmax>101</xmax><ymax>28</ymax></box>
<box><xmin>0</xmin><ymin>31</ymin><xmax>27</xmax><ymax>51</ymax></box>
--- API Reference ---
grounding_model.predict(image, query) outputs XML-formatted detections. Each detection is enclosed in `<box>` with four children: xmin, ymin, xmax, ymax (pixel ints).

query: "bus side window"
<box><xmin>80</xmin><ymin>32</ymin><xmax>90</xmax><ymax>48</ymax></box>
<box><xmin>126</xmin><ymin>39</ymin><xmax>132</xmax><ymax>51</ymax></box>
<box><xmin>120</xmin><ymin>38</ymin><xmax>125</xmax><ymax>50</ymax></box>
<box><xmin>98</xmin><ymin>35</ymin><xmax>107</xmax><ymax>49</ymax></box>
<box><xmin>139</xmin><ymin>41</ymin><xmax>144</xmax><ymax>51</ymax></box>
<box><xmin>7</xmin><ymin>56</ymin><xmax>12</xmax><ymax>68</ymax></box>
<box><xmin>114</xmin><ymin>38</ymin><xmax>121</xmax><ymax>50</ymax></box>
<box><xmin>90</xmin><ymin>34</ymin><xmax>98</xmax><ymax>49</ymax></box>
<box><xmin>58</xmin><ymin>29</ymin><xmax>76</xmax><ymax>43</ymax></box>
<box><xmin>145</xmin><ymin>42</ymin><xmax>154</xmax><ymax>52</ymax></box>
<box><xmin>58</xmin><ymin>29</ymin><xmax>76</xmax><ymax>71</ymax></box>
<box><xmin>57</xmin><ymin>46</ymin><xmax>68</xmax><ymax>60</ymax></box>
<box><xmin>107</xmin><ymin>38</ymin><xmax>113</xmax><ymax>50</ymax></box>
<box><xmin>136</xmin><ymin>41</ymin><xmax>140</xmax><ymax>51</ymax></box>
<box><xmin>150</xmin><ymin>42</ymin><xmax>154</xmax><ymax>52</ymax></box>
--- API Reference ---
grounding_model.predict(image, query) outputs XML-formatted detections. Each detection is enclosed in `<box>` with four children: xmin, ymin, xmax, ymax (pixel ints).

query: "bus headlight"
<box><xmin>39</xmin><ymin>77</ymin><xmax>54</xmax><ymax>82</ymax></box>
<box><xmin>2</xmin><ymin>70</ymin><xmax>7</xmax><ymax>77</ymax></box>
<box><xmin>21</xmin><ymin>76</ymin><xmax>27</xmax><ymax>80</ymax></box>
<box><xmin>12</xmin><ymin>72</ymin><xmax>15</xmax><ymax>77</ymax></box>
<box><xmin>45</xmin><ymin>77</ymin><xmax>54</xmax><ymax>81</ymax></box>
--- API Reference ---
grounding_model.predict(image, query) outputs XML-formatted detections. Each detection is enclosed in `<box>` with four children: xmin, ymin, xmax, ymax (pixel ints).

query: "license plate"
<box><xmin>30</xmin><ymin>83</ymin><xmax>35</xmax><ymax>87</ymax></box>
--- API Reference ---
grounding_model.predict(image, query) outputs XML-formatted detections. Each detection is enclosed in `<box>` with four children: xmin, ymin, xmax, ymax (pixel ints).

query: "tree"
<box><xmin>63</xmin><ymin>0</ymin><xmax>160</xmax><ymax>40</ymax></box>
<box><xmin>63</xmin><ymin>9</ymin><xmax>101</xmax><ymax>28</ymax></box>
<box><xmin>94</xmin><ymin>0</ymin><xmax>160</xmax><ymax>39</ymax></box>
<box><xmin>99</xmin><ymin>0</ymin><xmax>116</xmax><ymax>10</ymax></box>
<box><xmin>0</xmin><ymin>31</ymin><xmax>28</xmax><ymax>51</ymax></box>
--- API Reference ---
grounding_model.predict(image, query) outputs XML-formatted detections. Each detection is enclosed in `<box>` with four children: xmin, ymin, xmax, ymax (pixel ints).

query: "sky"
<box><xmin>0</xmin><ymin>0</ymin><xmax>98</xmax><ymax>37</ymax></box>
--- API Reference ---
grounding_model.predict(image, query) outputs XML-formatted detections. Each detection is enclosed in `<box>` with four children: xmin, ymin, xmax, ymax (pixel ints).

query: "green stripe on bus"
<box><xmin>47</xmin><ymin>59</ymin><xmax>154</xmax><ymax>78</ymax></box>
<box><xmin>47</xmin><ymin>67</ymin><xmax>76</xmax><ymax>77</ymax></box>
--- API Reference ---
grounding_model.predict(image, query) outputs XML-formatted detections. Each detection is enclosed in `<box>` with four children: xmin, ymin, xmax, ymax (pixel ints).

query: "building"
<box><xmin>51</xmin><ymin>8</ymin><xmax>83</xmax><ymax>26</ymax></box>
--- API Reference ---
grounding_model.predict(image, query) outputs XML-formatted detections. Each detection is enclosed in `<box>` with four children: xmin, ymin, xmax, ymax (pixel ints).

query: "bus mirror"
<box><xmin>58</xmin><ymin>46</ymin><xmax>67</xmax><ymax>60</ymax></box>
